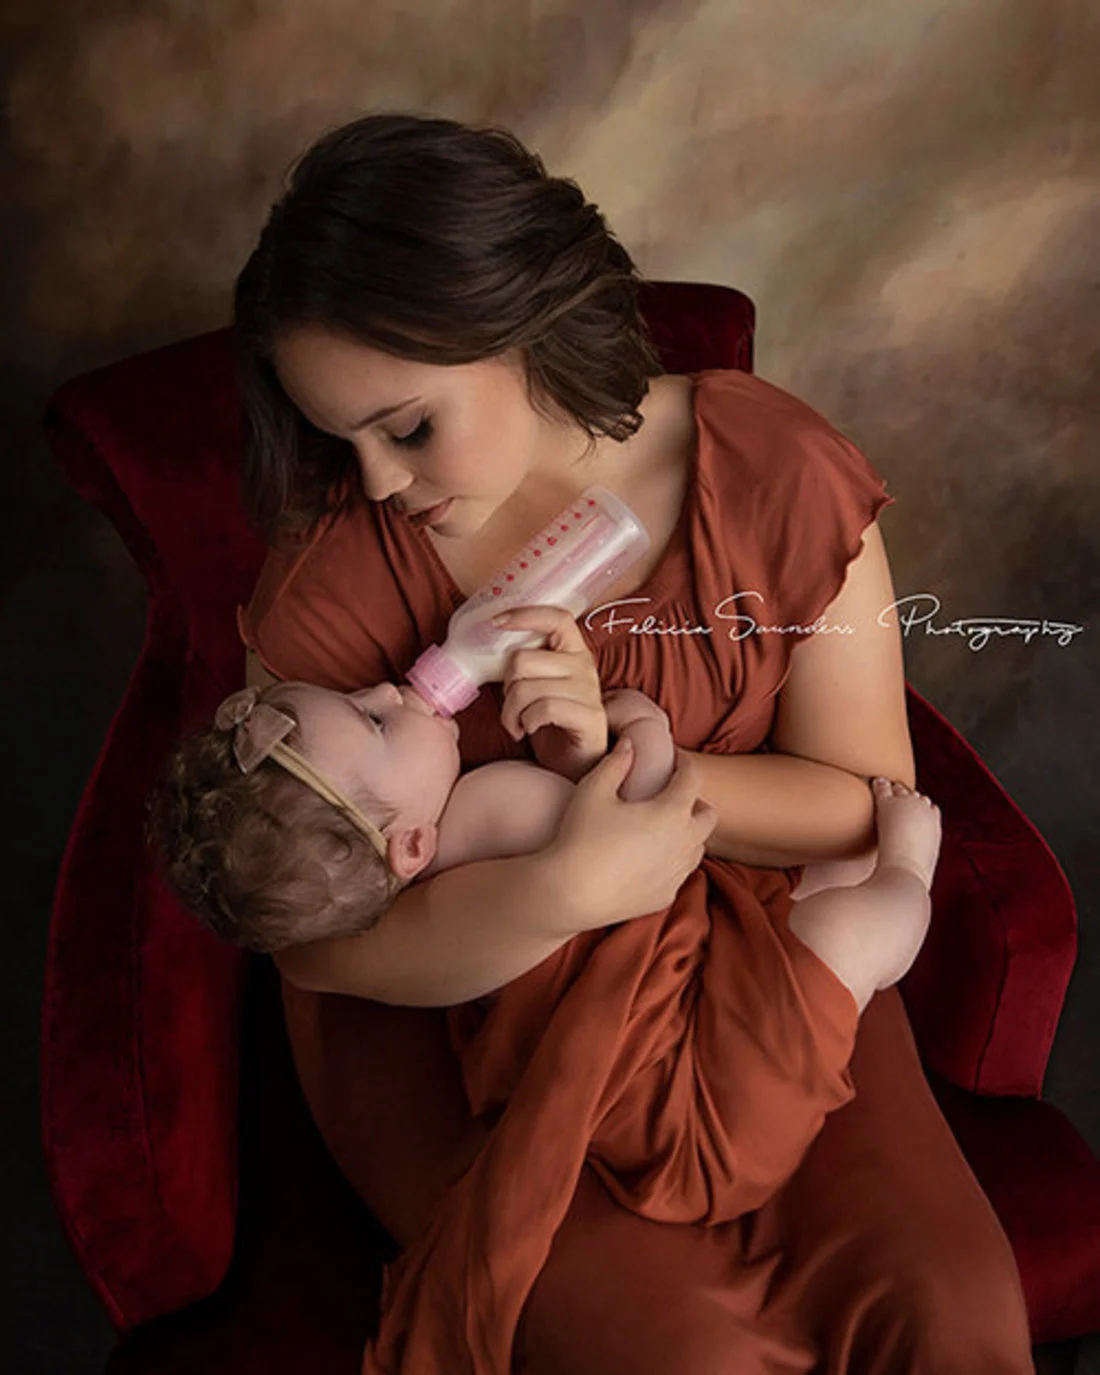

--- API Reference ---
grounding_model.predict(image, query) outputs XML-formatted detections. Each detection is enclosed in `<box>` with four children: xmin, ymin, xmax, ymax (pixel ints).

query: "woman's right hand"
<box><xmin>542</xmin><ymin>738</ymin><xmax>719</xmax><ymax>934</ymax></box>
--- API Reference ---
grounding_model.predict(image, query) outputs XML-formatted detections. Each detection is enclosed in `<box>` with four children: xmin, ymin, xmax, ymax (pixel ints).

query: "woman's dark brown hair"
<box><xmin>233</xmin><ymin>111</ymin><xmax>664</xmax><ymax>546</ymax></box>
<box><xmin>145</xmin><ymin>722</ymin><xmax>404</xmax><ymax>954</ymax></box>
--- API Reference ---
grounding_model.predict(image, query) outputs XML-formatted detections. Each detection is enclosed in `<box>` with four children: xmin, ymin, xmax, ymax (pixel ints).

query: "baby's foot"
<box><xmin>871</xmin><ymin>777</ymin><xmax>942</xmax><ymax>890</ymax></box>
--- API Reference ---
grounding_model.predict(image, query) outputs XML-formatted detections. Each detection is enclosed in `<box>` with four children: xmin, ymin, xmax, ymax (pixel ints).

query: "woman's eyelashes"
<box><xmin>390</xmin><ymin>417</ymin><xmax>433</xmax><ymax>449</ymax></box>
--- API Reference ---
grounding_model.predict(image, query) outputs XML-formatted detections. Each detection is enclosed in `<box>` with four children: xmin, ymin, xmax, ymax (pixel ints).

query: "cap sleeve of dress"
<box><xmin>720</xmin><ymin>375</ymin><xmax>896</xmax><ymax>646</ymax></box>
<box><xmin>775</xmin><ymin>433</ymin><xmax>894</xmax><ymax>643</ymax></box>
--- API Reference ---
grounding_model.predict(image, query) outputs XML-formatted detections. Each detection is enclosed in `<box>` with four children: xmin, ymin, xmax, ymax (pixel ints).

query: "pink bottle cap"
<box><xmin>406</xmin><ymin>643</ymin><xmax>480</xmax><ymax>718</ymax></box>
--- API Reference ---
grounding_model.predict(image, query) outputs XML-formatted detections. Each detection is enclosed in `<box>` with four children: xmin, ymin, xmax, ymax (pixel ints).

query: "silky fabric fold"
<box><xmin>362</xmin><ymin>861</ymin><xmax>859</xmax><ymax>1374</ymax></box>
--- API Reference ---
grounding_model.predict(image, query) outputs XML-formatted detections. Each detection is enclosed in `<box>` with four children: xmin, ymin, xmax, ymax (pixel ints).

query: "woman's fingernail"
<box><xmin>491</xmin><ymin>613</ymin><xmax>511</xmax><ymax>625</ymax></box>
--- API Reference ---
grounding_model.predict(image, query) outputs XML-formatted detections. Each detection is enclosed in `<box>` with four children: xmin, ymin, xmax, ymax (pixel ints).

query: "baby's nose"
<box><xmin>350</xmin><ymin>683</ymin><xmax>402</xmax><ymax>709</ymax></box>
<box><xmin>398</xmin><ymin>685</ymin><xmax>434</xmax><ymax>716</ymax></box>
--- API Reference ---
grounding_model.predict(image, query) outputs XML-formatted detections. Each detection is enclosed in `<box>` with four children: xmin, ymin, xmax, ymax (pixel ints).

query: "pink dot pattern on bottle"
<box><xmin>489</xmin><ymin>499</ymin><xmax>595</xmax><ymax>596</ymax></box>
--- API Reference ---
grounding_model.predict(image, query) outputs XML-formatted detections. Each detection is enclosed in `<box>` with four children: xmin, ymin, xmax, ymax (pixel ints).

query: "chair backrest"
<box><xmin>40</xmin><ymin>281</ymin><xmax>757</xmax><ymax>1330</ymax></box>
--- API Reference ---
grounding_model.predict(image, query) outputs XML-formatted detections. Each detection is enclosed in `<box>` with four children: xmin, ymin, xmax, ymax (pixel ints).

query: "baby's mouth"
<box><xmin>401</xmin><ymin>684</ymin><xmax>460</xmax><ymax>736</ymax></box>
<box><xmin>402</xmin><ymin>684</ymin><xmax>440</xmax><ymax>717</ymax></box>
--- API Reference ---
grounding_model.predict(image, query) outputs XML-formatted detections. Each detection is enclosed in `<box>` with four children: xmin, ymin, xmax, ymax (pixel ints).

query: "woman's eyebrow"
<box><xmin>350</xmin><ymin>396</ymin><xmax>421</xmax><ymax>432</ymax></box>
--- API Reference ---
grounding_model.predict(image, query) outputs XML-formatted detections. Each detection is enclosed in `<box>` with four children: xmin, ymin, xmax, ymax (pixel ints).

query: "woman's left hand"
<box><xmin>492</xmin><ymin>605</ymin><xmax>608</xmax><ymax>783</ymax></box>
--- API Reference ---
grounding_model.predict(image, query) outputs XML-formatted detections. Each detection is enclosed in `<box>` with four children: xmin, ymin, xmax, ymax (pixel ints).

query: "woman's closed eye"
<box><xmin>391</xmin><ymin>417</ymin><xmax>433</xmax><ymax>449</ymax></box>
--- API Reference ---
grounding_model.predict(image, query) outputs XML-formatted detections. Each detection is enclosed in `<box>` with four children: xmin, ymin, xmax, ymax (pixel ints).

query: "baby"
<box><xmin>149</xmin><ymin>680</ymin><xmax>685</xmax><ymax>950</ymax></box>
<box><xmin>148</xmin><ymin>676</ymin><xmax>941</xmax><ymax>1015</ymax></box>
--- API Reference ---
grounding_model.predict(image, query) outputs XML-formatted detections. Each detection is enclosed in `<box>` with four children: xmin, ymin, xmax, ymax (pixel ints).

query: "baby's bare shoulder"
<box><xmin>449</xmin><ymin>760</ymin><xmax>574</xmax><ymax>861</ymax></box>
<box><xmin>457</xmin><ymin>759</ymin><xmax>571</xmax><ymax>810</ymax></box>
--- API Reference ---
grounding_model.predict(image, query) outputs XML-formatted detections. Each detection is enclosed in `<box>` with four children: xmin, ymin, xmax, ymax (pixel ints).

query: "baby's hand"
<box><xmin>603</xmin><ymin>688</ymin><xmax>676</xmax><ymax>801</ymax></box>
<box><xmin>492</xmin><ymin>605</ymin><xmax>608</xmax><ymax>783</ymax></box>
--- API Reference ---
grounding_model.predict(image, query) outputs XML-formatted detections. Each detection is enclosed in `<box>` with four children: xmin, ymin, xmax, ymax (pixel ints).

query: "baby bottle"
<box><xmin>406</xmin><ymin>486</ymin><xmax>650</xmax><ymax>717</ymax></box>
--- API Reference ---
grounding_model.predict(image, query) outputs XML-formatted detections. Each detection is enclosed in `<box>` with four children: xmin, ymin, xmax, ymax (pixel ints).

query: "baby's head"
<box><xmin>146</xmin><ymin>679</ymin><xmax>462</xmax><ymax>953</ymax></box>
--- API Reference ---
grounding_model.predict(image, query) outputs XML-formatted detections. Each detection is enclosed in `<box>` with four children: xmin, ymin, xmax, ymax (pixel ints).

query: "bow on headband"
<box><xmin>214</xmin><ymin>686</ymin><xmax>297</xmax><ymax>772</ymax></box>
<box><xmin>213</xmin><ymin>687</ymin><xmax>400</xmax><ymax>889</ymax></box>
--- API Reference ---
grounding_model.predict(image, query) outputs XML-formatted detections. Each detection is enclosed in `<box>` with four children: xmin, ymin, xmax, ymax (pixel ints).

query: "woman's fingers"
<box><xmin>666</xmin><ymin>748</ymin><xmax>700</xmax><ymax>793</ymax></box>
<box><xmin>495</xmin><ymin>605</ymin><xmax>603</xmax><ymax>743</ymax></box>
<box><xmin>491</xmin><ymin>604</ymin><xmax>590</xmax><ymax>653</ymax></box>
<box><xmin>662</xmin><ymin>750</ymin><xmax>717</xmax><ymax>828</ymax></box>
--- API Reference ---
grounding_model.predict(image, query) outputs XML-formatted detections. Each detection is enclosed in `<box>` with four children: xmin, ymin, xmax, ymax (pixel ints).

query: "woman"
<box><xmin>233</xmin><ymin>112</ymin><xmax>1035</xmax><ymax>1373</ymax></box>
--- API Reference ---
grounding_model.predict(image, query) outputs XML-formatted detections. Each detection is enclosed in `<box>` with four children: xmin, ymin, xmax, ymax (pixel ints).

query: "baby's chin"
<box><xmin>440</xmin><ymin>753</ymin><xmax>463</xmax><ymax>791</ymax></box>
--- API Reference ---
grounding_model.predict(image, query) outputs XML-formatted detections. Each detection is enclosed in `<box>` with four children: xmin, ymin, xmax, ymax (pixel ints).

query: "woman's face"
<box><xmin>265</xmin><ymin>679</ymin><xmax>462</xmax><ymax>843</ymax></box>
<box><xmin>272</xmin><ymin>323</ymin><xmax>588</xmax><ymax>538</ymax></box>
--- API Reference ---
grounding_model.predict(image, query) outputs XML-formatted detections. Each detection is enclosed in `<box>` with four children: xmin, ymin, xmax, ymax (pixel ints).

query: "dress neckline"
<box><xmin>400</xmin><ymin>371</ymin><xmax>705</xmax><ymax>637</ymax></box>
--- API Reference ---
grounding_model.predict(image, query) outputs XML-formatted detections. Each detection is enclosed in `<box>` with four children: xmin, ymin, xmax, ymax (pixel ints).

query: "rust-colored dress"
<box><xmin>239</xmin><ymin>370</ymin><xmax>1035</xmax><ymax>1375</ymax></box>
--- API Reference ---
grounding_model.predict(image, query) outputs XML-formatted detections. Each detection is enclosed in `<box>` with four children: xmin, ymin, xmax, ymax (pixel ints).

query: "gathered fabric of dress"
<box><xmin>239</xmin><ymin>371</ymin><xmax>1036</xmax><ymax>1375</ymax></box>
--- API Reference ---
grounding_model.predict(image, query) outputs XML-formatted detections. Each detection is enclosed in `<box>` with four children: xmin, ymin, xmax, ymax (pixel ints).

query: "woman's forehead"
<box><xmin>274</xmin><ymin>325</ymin><xmax>432</xmax><ymax>388</ymax></box>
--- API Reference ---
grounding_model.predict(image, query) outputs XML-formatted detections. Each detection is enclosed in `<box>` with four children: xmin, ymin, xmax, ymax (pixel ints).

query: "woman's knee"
<box><xmin>516</xmin><ymin>1170</ymin><xmax>786</xmax><ymax>1375</ymax></box>
<box><xmin>842</xmin><ymin>1237</ymin><xmax>1034</xmax><ymax>1374</ymax></box>
<box><xmin>517</xmin><ymin>1291</ymin><xmax>781</xmax><ymax>1375</ymax></box>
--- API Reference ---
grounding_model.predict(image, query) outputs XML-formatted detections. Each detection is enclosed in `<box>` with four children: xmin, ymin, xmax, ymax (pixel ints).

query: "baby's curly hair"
<box><xmin>145</xmin><ymin>710</ymin><xmax>405</xmax><ymax>954</ymax></box>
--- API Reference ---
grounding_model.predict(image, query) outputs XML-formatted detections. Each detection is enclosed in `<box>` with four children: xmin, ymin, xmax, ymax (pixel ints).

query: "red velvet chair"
<box><xmin>41</xmin><ymin>281</ymin><xmax>1100</xmax><ymax>1370</ymax></box>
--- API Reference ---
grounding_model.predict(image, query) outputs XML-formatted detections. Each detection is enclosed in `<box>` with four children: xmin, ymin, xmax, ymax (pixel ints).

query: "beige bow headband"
<box><xmin>214</xmin><ymin>686</ymin><xmax>402</xmax><ymax>894</ymax></box>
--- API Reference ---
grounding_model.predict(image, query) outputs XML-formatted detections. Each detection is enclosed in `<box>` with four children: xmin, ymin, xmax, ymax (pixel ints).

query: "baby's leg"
<box><xmin>790</xmin><ymin>847</ymin><xmax>878</xmax><ymax>900</ymax></box>
<box><xmin>787</xmin><ymin>778</ymin><xmax>942</xmax><ymax>1015</ymax></box>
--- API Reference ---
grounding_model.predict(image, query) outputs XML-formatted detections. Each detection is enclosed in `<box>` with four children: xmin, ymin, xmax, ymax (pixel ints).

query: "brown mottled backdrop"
<box><xmin>3</xmin><ymin>2</ymin><xmax>1096</xmax><ymax>1371</ymax></box>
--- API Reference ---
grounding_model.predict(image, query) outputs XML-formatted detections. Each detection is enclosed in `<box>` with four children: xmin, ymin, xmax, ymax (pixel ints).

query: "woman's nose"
<box><xmin>353</xmin><ymin>445</ymin><xmax>413</xmax><ymax>505</ymax></box>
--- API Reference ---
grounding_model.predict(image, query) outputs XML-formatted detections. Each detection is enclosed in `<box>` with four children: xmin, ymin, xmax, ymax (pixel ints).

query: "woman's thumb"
<box><xmin>591</xmin><ymin>735</ymin><xmax>633</xmax><ymax>784</ymax></box>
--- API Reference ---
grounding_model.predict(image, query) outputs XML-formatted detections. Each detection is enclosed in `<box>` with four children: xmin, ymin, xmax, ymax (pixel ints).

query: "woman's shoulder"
<box><xmin>693</xmin><ymin>368</ymin><xmax>887</xmax><ymax>500</ymax></box>
<box><xmin>690</xmin><ymin>368</ymin><xmax>894</xmax><ymax>568</ymax></box>
<box><xmin>239</xmin><ymin>501</ymin><xmax>405</xmax><ymax>688</ymax></box>
<box><xmin>693</xmin><ymin>368</ymin><xmax>854</xmax><ymax>448</ymax></box>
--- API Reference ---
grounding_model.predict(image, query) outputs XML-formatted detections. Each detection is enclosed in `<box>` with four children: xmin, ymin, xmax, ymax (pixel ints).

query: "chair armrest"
<box><xmin>929</xmin><ymin>1073</ymin><xmax>1100</xmax><ymax>1344</ymax></box>
<box><xmin>901</xmin><ymin>685</ymin><xmax>1077</xmax><ymax>1097</ymax></box>
<box><xmin>41</xmin><ymin>592</ymin><xmax>248</xmax><ymax>1330</ymax></box>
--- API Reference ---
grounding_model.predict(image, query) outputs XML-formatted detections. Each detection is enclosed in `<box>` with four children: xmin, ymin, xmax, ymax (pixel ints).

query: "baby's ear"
<box><xmin>388</xmin><ymin>821</ymin><xmax>439</xmax><ymax>881</ymax></box>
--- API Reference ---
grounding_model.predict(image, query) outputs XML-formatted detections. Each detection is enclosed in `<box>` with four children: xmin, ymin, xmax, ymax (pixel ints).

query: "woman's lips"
<box><xmin>408</xmin><ymin>498</ymin><xmax>454</xmax><ymax>528</ymax></box>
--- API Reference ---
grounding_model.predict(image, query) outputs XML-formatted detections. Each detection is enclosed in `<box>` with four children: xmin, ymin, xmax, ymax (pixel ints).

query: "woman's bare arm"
<box><xmin>247</xmin><ymin>648</ymin><xmax>580</xmax><ymax>1005</ymax></box>
<box><xmin>692</xmin><ymin>522</ymin><xmax>913</xmax><ymax>869</ymax></box>
<box><xmin>273</xmin><ymin>850</ymin><xmax>573</xmax><ymax>1006</ymax></box>
<box><xmin>245</xmin><ymin>649</ymin><xmax>711</xmax><ymax>1004</ymax></box>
